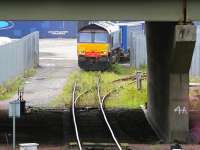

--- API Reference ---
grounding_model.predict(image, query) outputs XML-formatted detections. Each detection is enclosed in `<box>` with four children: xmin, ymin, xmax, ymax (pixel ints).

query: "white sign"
<box><xmin>48</xmin><ymin>31</ymin><xmax>68</xmax><ymax>35</ymax></box>
<box><xmin>9</xmin><ymin>100</ymin><xmax>21</xmax><ymax>118</ymax></box>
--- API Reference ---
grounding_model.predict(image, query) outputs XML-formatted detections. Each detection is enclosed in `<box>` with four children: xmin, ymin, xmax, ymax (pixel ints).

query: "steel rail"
<box><xmin>97</xmin><ymin>78</ymin><xmax>122</xmax><ymax>150</ymax></box>
<box><xmin>72</xmin><ymin>82</ymin><xmax>93</xmax><ymax>150</ymax></box>
<box><xmin>72</xmin><ymin>82</ymin><xmax>82</xmax><ymax>150</ymax></box>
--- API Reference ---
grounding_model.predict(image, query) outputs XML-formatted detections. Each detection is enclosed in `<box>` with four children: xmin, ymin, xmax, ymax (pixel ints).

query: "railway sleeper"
<box><xmin>68</xmin><ymin>142</ymin><xmax>129</xmax><ymax>150</ymax></box>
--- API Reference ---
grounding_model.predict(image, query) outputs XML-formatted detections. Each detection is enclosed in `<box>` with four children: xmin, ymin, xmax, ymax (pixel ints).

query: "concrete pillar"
<box><xmin>146</xmin><ymin>22</ymin><xmax>196</xmax><ymax>143</ymax></box>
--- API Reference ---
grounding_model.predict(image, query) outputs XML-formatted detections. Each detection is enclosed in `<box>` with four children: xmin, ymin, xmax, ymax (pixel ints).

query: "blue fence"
<box><xmin>0</xmin><ymin>21</ymin><xmax>78</xmax><ymax>38</ymax></box>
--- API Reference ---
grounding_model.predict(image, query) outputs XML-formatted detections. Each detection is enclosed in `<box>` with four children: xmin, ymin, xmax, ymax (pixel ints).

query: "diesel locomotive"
<box><xmin>77</xmin><ymin>21</ymin><xmax>144</xmax><ymax>70</ymax></box>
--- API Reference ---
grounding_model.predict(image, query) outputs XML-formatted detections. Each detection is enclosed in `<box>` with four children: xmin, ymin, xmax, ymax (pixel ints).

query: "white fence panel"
<box><xmin>0</xmin><ymin>32</ymin><xmax>39</xmax><ymax>84</ymax></box>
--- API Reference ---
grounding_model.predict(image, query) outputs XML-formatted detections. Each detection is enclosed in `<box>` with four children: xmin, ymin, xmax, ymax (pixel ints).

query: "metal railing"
<box><xmin>0</xmin><ymin>32</ymin><xmax>39</xmax><ymax>84</ymax></box>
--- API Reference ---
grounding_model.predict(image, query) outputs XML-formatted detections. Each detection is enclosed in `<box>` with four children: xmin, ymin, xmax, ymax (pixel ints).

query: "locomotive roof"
<box><xmin>79</xmin><ymin>21</ymin><xmax>119</xmax><ymax>33</ymax></box>
<box><xmin>116</xmin><ymin>21</ymin><xmax>145</xmax><ymax>26</ymax></box>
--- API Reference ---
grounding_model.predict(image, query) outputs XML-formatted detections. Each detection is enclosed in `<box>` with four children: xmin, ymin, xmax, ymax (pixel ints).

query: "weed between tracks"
<box><xmin>51</xmin><ymin>64</ymin><xmax>147</xmax><ymax>109</ymax></box>
<box><xmin>0</xmin><ymin>68</ymin><xmax>36</xmax><ymax>100</ymax></box>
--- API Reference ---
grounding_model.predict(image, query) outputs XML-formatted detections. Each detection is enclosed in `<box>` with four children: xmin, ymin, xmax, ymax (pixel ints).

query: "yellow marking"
<box><xmin>77</xmin><ymin>43</ymin><xmax>109</xmax><ymax>55</ymax></box>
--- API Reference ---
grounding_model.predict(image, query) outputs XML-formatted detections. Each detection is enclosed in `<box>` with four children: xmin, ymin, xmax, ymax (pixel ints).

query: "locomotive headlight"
<box><xmin>79</xmin><ymin>50</ymin><xmax>85</xmax><ymax>55</ymax></box>
<box><xmin>101</xmin><ymin>51</ymin><xmax>108</xmax><ymax>55</ymax></box>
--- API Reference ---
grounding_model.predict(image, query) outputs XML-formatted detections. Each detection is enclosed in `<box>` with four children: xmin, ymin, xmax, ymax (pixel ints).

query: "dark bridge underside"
<box><xmin>0</xmin><ymin>0</ymin><xmax>199</xmax><ymax>21</ymax></box>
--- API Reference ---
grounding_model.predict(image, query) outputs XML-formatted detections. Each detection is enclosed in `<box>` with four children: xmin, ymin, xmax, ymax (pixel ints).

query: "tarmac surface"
<box><xmin>0</xmin><ymin>39</ymin><xmax>79</xmax><ymax>108</ymax></box>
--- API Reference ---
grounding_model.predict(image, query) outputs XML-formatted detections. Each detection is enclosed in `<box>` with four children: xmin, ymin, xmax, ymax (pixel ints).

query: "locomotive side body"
<box><xmin>77</xmin><ymin>22</ymin><xmax>121</xmax><ymax>70</ymax></box>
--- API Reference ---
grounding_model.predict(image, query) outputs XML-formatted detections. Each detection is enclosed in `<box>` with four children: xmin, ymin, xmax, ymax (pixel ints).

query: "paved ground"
<box><xmin>0</xmin><ymin>39</ymin><xmax>79</xmax><ymax>108</ymax></box>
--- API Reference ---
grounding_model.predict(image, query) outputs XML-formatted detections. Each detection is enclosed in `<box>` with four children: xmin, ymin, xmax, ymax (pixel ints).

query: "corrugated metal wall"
<box><xmin>130</xmin><ymin>30</ymin><xmax>147</xmax><ymax>69</ymax></box>
<box><xmin>0</xmin><ymin>32</ymin><xmax>39</xmax><ymax>84</ymax></box>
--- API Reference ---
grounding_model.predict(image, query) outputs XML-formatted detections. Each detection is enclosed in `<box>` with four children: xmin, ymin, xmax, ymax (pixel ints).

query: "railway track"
<box><xmin>72</xmin><ymin>82</ymin><xmax>82</xmax><ymax>150</ymax></box>
<box><xmin>97</xmin><ymin>77</ymin><xmax>122</xmax><ymax>150</ymax></box>
<box><xmin>72</xmin><ymin>81</ymin><xmax>92</xmax><ymax>150</ymax></box>
<box><xmin>71</xmin><ymin>78</ymin><xmax>123</xmax><ymax>150</ymax></box>
<box><xmin>71</xmin><ymin>72</ymin><xmax>147</xmax><ymax>149</ymax></box>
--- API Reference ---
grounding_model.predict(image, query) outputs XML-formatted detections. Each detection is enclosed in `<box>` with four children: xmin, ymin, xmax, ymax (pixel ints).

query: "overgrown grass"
<box><xmin>105</xmin><ymin>81</ymin><xmax>147</xmax><ymax>108</ymax></box>
<box><xmin>0</xmin><ymin>68</ymin><xmax>36</xmax><ymax>100</ymax></box>
<box><xmin>190</xmin><ymin>75</ymin><xmax>200</xmax><ymax>83</ymax></box>
<box><xmin>108</xmin><ymin>64</ymin><xmax>135</xmax><ymax>75</ymax></box>
<box><xmin>51</xmin><ymin>64</ymin><xmax>147</xmax><ymax>109</ymax></box>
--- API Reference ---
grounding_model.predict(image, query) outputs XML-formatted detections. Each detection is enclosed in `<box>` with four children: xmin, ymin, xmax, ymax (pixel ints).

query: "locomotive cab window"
<box><xmin>79</xmin><ymin>32</ymin><xmax>92</xmax><ymax>43</ymax></box>
<box><xmin>94</xmin><ymin>33</ymin><xmax>108</xmax><ymax>43</ymax></box>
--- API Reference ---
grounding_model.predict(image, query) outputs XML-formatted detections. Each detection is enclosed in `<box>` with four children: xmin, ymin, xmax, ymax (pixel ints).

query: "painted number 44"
<box><xmin>174</xmin><ymin>106</ymin><xmax>188</xmax><ymax>115</ymax></box>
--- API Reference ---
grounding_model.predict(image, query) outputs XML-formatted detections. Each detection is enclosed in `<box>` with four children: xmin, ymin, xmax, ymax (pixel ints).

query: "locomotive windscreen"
<box><xmin>94</xmin><ymin>33</ymin><xmax>108</xmax><ymax>43</ymax></box>
<box><xmin>79</xmin><ymin>32</ymin><xmax>108</xmax><ymax>43</ymax></box>
<box><xmin>79</xmin><ymin>32</ymin><xmax>92</xmax><ymax>43</ymax></box>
